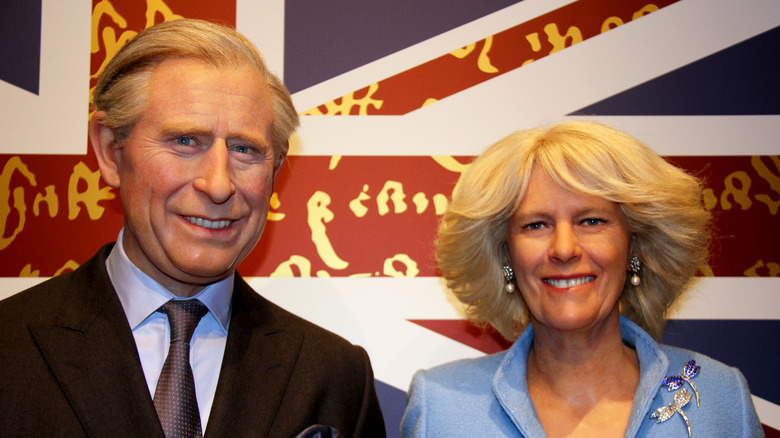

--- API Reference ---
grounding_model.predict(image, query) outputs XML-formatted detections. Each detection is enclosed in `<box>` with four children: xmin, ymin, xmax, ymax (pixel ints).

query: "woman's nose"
<box><xmin>549</xmin><ymin>224</ymin><xmax>581</xmax><ymax>262</ymax></box>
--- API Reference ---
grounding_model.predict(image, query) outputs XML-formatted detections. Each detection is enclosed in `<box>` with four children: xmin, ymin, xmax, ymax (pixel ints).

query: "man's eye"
<box><xmin>234</xmin><ymin>145</ymin><xmax>251</xmax><ymax>154</ymax></box>
<box><xmin>583</xmin><ymin>218</ymin><xmax>605</xmax><ymax>226</ymax></box>
<box><xmin>175</xmin><ymin>136</ymin><xmax>196</xmax><ymax>146</ymax></box>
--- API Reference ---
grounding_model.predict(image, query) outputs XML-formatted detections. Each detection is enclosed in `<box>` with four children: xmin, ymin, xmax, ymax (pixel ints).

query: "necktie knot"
<box><xmin>160</xmin><ymin>300</ymin><xmax>208</xmax><ymax>343</ymax></box>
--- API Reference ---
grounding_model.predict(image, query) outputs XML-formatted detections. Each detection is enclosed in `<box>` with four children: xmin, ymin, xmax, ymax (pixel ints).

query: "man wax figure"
<box><xmin>0</xmin><ymin>19</ymin><xmax>385</xmax><ymax>438</ymax></box>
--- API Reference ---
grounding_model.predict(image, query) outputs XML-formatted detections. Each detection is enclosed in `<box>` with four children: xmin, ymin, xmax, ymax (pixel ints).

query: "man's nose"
<box><xmin>192</xmin><ymin>143</ymin><xmax>236</xmax><ymax>203</ymax></box>
<box><xmin>549</xmin><ymin>223</ymin><xmax>581</xmax><ymax>262</ymax></box>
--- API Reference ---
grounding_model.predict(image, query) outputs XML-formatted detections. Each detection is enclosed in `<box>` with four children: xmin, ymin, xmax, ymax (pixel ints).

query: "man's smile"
<box><xmin>185</xmin><ymin>216</ymin><xmax>233</xmax><ymax>230</ymax></box>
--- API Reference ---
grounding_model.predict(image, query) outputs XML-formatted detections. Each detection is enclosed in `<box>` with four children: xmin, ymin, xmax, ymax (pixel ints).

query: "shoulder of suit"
<box><xmin>233</xmin><ymin>273</ymin><xmax>363</xmax><ymax>353</ymax></box>
<box><xmin>0</xmin><ymin>244</ymin><xmax>113</xmax><ymax>321</ymax></box>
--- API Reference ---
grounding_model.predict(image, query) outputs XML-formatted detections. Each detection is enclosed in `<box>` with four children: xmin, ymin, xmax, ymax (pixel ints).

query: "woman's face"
<box><xmin>506</xmin><ymin>165</ymin><xmax>632</xmax><ymax>334</ymax></box>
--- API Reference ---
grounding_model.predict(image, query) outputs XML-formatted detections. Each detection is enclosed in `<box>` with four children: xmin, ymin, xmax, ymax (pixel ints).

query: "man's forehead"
<box><xmin>145</xmin><ymin>59</ymin><xmax>272</xmax><ymax>114</ymax></box>
<box><xmin>148</xmin><ymin>57</ymin><xmax>268</xmax><ymax>92</ymax></box>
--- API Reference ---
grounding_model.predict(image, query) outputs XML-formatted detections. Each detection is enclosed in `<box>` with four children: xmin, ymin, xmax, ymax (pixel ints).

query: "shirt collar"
<box><xmin>106</xmin><ymin>228</ymin><xmax>232</xmax><ymax>332</ymax></box>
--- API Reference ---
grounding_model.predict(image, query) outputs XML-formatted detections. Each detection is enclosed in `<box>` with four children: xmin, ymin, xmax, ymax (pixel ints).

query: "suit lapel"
<box><xmin>205</xmin><ymin>275</ymin><xmax>304</xmax><ymax>438</ymax></box>
<box><xmin>29</xmin><ymin>245</ymin><xmax>164</xmax><ymax>437</ymax></box>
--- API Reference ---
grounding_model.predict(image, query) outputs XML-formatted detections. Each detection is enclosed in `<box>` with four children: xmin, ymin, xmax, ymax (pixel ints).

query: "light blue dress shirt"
<box><xmin>106</xmin><ymin>228</ymin><xmax>232</xmax><ymax>430</ymax></box>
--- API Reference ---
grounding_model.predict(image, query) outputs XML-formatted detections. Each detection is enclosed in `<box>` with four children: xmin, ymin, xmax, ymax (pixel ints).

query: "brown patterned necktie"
<box><xmin>153</xmin><ymin>300</ymin><xmax>209</xmax><ymax>438</ymax></box>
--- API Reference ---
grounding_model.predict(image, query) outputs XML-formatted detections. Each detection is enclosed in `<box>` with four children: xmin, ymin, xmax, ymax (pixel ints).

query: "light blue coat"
<box><xmin>402</xmin><ymin>317</ymin><xmax>763</xmax><ymax>437</ymax></box>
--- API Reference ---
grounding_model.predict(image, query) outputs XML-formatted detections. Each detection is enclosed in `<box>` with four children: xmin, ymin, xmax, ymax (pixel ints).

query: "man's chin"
<box><xmin>181</xmin><ymin>268</ymin><xmax>235</xmax><ymax>284</ymax></box>
<box><xmin>166</xmin><ymin>262</ymin><xmax>237</xmax><ymax>286</ymax></box>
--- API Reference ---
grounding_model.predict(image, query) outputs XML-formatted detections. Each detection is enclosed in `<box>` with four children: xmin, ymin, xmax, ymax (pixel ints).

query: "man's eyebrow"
<box><xmin>228</xmin><ymin>134</ymin><xmax>270</xmax><ymax>148</ymax></box>
<box><xmin>159</xmin><ymin>125</ymin><xmax>213</xmax><ymax>138</ymax></box>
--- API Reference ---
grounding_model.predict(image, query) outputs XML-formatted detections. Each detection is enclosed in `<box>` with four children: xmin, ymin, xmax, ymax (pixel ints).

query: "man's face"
<box><xmin>110</xmin><ymin>58</ymin><xmax>278</xmax><ymax>296</ymax></box>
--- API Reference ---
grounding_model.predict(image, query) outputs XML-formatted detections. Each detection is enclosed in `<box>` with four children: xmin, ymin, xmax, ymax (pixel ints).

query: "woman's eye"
<box><xmin>234</xmin><ymin>145</ymin><xmax>251</xmax><ymax>154</ymax></box>
<box><xmin>524</xmin><ymin>222</ymin><xmax>545</xmax><ymax>230</ymax></box>
<box><xmin>175</xmin><ymin>136</ymin><xmax>196</xmax><ymax>146</ymax></box>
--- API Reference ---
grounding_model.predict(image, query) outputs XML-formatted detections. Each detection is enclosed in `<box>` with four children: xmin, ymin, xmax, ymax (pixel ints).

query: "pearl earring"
<box><xmin>629</xmin><ymin>256</ymin><xmax>641</xmax><ymax>286</ymax></box>
<box><xmin>503</xmin><ymin>265</ymin><xmax>516</xmax><ymax>293</ymax></box>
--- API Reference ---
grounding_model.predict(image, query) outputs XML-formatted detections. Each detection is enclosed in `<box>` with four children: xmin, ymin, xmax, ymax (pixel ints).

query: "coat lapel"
<box><xmin>29</xmin><ymin>245</ymin><xmax>164</xmax><ymax>437</ymax></box>
<box><xmin>205</xmin><ymin>275</ymin><xmax>304</xmax><ymax>438</ymax></box>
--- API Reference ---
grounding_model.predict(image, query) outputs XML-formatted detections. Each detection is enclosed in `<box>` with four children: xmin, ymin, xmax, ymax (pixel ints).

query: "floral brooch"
<box><xmin>650</xmin><ymin>360</ymin><xmax>701</xmax><ymax>436</ymax></box>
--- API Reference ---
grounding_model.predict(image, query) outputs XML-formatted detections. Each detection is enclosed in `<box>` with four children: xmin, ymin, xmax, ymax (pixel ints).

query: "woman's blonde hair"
<box><xmin>92</xmin><ymin>18</ymin><xmax>299</xmax><ymax>160</ymax></box>
<box><xmin>437</xmin><ymin>121</ymin><xmax>711</xmax><ymax>341</ymax></box>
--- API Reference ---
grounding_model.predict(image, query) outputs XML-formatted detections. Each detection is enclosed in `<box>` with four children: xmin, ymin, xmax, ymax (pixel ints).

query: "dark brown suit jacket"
<box><xmin>0</xmin><ymin>244</ymin><xmax>385</xmax><ymax>437</ymax></box>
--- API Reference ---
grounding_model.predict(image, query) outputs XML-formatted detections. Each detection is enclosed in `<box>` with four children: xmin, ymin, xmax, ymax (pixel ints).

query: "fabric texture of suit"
<box><xmin>401</xmin><ymin>316</ymin><xmax>763</xmax><ymax>437</ymax></box>
<box><xmin>0</xmin><ymin>244</ymin><xmax>385</xmax><ymax>437</ymax></box>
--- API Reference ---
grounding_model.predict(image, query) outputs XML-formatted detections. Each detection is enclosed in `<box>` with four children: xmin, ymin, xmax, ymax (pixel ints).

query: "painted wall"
<box><xmin>0</xmin><ymin>1</ymin><xmax>777</xmax><ymax>436</ymax></box>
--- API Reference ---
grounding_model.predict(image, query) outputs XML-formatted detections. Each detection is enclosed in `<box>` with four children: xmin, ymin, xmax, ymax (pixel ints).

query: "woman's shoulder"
<box><xmin>413</xmin><ymin>351</ymin><xmax>508</xmax><ymax>388</ymax></box>
<box><xmin>624</xmin><ymin>317</ymin><xmax>746</xmax><ymax>384</ymax></box>
<box><xmin>656</xmin><ymin>343</ymin><xmax>753</xmax><ymax>398</ymax></box>
<box><xmin>403</xmin><ymin>351</ymin><xmax>522</xmax><ymax>437</ymax></box>
<box><xmin>659</xmin><ymin>344</ymin><xmax>741</xmax><ymax>377</ymax></box>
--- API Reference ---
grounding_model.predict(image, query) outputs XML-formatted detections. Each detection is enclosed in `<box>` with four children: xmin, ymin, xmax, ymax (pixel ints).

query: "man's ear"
<box><xmin>272</xmin><ymin>148</ymin><xmax>287</xmax><ymax>181</ymax></box>
<box><xmin>89</xmin><ymin>111</ymin><xmax>122</xmax><ymax>188</ymax></box>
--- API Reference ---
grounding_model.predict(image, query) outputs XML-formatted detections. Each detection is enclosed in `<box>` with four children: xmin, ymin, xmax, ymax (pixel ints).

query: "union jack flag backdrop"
<box><xmin>0</xmin><ymin>1</ymin><xmax>777</xmax><ymax>436</ymax></box>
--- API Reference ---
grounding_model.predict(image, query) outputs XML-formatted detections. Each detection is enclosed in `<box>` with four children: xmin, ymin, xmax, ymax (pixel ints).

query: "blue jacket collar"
<box><xmin>492</xmin><ymin>316</ymin><xmax>670</xmax><ymax>437</ymax></box>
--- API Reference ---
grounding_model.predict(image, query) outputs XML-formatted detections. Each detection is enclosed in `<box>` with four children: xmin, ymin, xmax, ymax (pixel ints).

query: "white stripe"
<box><xmin>236</xmin><ymin>0</ymin><xmax>286</xmax><ymax>78</ymax></box>
<box><xmin>574</xmin><ymin>116</ymin><xmax>780</xmax><ymax>156</ymax></box>
<box><xmin>753</xmin><ymin>395</ymin><xmax>780</xmax><ymax>431</ymax></box>
<box><xmin>243</xmin><ymin>277</ymin><xmax>780</xmax><ymax>389</ymax></box>
<box><xmin>670</xmin><ymin>277</ymin><xmax>780</xmax><ymax>320</ymax></box>
<box><xmin>0</xmin><ymin>0</ymin><xmax>90</xmax><ymax>155</ymax></box>
<box><xmin>290</xmin><ymin>0</ymin><xmax>779</xmax><ymax>156</ymax></box>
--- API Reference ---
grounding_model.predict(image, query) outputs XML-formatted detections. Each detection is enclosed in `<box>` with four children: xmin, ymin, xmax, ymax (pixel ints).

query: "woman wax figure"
<box><xmin>401</xmin><ymin>121</ymin><xmax>763</xmax><ymax>438</ymax></box>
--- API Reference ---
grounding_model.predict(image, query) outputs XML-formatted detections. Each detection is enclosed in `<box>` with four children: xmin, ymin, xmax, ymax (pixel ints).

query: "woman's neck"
<box><xmin>526</xmin><ymin>315</ymin><xmax>640</xmax><ymax>438</ymax></box>
<box><xmin>529</xmin><ymin>313</ymin><xmax>632</xmax><ymax>374</ymax></box>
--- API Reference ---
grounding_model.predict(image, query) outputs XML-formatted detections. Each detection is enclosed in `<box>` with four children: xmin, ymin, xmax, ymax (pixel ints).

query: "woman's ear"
<box><xmin>89</xmin><ymin>111</ymin><xmax>122</xmax><ymax>188</ymax></box>
<box><xmin>502</xmin><ymin>241</ymin><xmax>513</xmax><ymax>265</ymax></box>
